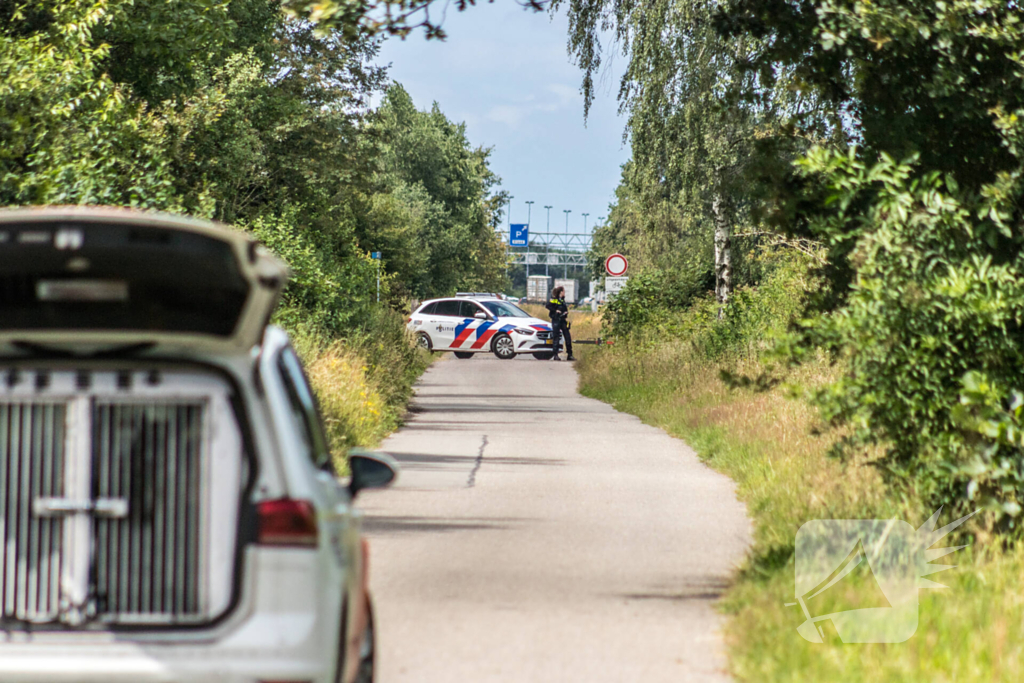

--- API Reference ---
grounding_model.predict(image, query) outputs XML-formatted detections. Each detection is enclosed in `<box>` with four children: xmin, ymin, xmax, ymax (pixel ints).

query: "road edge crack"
<box><xmin>467</xmin><ymin>435</ymin><xmax>487</xmax><ymax>488</ymax></box>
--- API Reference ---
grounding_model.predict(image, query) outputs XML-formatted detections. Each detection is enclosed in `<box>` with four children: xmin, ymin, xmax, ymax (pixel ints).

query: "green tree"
<box><xmin>95</xmin><ymin>0</ymin><xmax>280</xmax><ymax>103</ymax></box>
<box><xmin>562</xmin><ymin>0</ymin><xmax>838</xmax><ymax>315</ymax></box>
<box><xmin>721</xmin><ymin>0</ymin><xmax>1024</xmax><ymax>307</ymax></box>
<box><xmin>714</xmin><ymin>0</ymin><xmax>1024</xmax><ymax>523</ymax></box>
<box><xmin>562</xmin><ymin>0</ymin><xmax>1024</xmax><ymax>526</ymax></box>
<box><xmin>0</xmin><ymin>1</ymin><xmax>179</xmax><ymax>208</ymax></box>
<box><xmin>362</xmin><ymin>84</ymin><xmax>507</xmax><ymax>297</ymax></box>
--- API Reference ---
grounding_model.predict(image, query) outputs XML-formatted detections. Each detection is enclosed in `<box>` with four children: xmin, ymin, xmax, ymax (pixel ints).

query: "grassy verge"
<box><xmin>575</xmin><ymin>339</ymin><xmax>1024</xmax><ymax>681</ymax></box>
<box><xmin>288</xmin><ymin>308</ymin><xmax>431</xmax><ymax>472</ymax></box>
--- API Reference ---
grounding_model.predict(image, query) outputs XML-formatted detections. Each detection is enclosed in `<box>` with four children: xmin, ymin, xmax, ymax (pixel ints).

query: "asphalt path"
<box><xmin>360</xmin><ymin>353</ymin><xmax>751</xmax><ymax>682</ymax></box>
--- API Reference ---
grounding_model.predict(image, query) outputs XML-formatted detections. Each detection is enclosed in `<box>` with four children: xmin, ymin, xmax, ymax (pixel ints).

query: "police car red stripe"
<box><xmin>450</xmin><ymin>319</ymin><xmax>477</xmax><ymax>348</ymax></box>
<box><xmin>469</xmin><ymin>321</ymin><xmax>497</xmax><ymax>349</ymax></box>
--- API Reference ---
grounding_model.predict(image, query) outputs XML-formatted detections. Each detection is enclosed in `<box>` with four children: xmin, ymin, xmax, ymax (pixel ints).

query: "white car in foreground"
<box><xmin>407</xmin><ymin>297</ymin><xmax>555</xmax><ymax>360</ymax></box>
<box><xmin>0</xmin><ymin>206</ymin><xmax>396</xmax><ymax>683</ymax></box>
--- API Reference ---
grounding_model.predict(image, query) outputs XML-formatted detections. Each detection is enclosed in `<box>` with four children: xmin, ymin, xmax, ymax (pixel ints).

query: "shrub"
<box><xmin>784</xmin><ymin>150</ymin><xmax>1024</xmax><ymax>527</ymax></box>
<box><xmin>952</xmin><ymin>372</ymin><xmax>1024</xmax><ymax>529</ymax></box>
<box><xmin>291</xmin><ymin>310</ymin><xmax>430</xmax><ymax>468</ymax></box>
<box><xmin>602</xmin><ymin>250</ymin><xmax>815</xmax><ymax>363</ymax></box>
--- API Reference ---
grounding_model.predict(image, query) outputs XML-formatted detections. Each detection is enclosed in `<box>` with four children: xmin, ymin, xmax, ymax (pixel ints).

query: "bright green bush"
<box><xmin>784</xmin><ymin>150</ymin><xmax>1024</xmax><ymax>528</ymax></box>
<box><xmin>603</xmin><ymin>250</ymin><xmax>814</xmax><ymax>363</ymax></box>
<box><xmin>244</xmin><ymin>209</ymin><xmax>379</xmax><ymax>336</ymax></box>
<box><xmin>600</xmin><ymin>269</ymin><xmax>706</xmax><ymax>338</ymax></box>
<box><xmin>952</xmin><ymin>372</ymin><xmax>1024</xmax><ymax>526</ymax></box>
<box><xmin>0</xmin><ymin>2</ymin><xmax>179</xmax><ymax>208</ymax></box>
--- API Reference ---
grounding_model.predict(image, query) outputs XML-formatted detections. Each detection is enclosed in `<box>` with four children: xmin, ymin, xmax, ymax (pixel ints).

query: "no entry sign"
<box><xmin>605</xmin><ymin>253</ymin><xmax>628</xmax><ymax>276</ymax></box>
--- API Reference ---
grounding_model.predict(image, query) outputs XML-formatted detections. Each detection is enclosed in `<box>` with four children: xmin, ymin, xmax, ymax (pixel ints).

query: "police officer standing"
<box><xmin>546</xmin><ymin>285</ymin><xmax>575</xmax><ymax>361</ymax></box>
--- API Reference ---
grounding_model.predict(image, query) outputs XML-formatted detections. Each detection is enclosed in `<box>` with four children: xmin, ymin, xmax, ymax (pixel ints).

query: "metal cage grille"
<box><xmin>0</xmin><ymin>393</ymin><xmax>212</xmax><ymax>627</ymax></box>
<box><xmin>0</xmin><ymin>402</ymin><xmax>66</xmax><ymax>623</ymax></box>
<box><xmin>92</xmin><ymin>402</ymin><xmax>206</xmax><ymax>623</ymax></box>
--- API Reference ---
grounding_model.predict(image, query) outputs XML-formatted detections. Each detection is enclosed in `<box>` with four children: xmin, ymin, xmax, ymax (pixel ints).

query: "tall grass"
<box><xmin>287</xmin><ymin>306</ymin><xmax>430</xmax><ymax>471</ymax></box>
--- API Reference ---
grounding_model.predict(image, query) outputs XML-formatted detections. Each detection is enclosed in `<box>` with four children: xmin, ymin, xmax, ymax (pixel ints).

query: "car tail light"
<box><xmin>405</xmin><ymin>316</ymin><xmax>412</xmax><ymax>324</ymax></box>
<box><xmin>257</xmin><ymin>498</ymin><xmax>318</xmax><ymax>547</ymax></box>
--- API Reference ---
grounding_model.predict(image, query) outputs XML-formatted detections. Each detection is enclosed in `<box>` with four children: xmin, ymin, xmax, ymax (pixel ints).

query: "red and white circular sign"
<box><xmin>605</xmin><ymin>253</ymin><xmax>628</xmax><ymax>276</ymax></box>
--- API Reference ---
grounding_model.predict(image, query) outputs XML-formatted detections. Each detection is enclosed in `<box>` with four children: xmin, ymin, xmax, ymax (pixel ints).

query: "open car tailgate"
<box><xmin>0</xmin><ymin>207</ymin><xmax>287</xmax><ymax>356</ymax></box>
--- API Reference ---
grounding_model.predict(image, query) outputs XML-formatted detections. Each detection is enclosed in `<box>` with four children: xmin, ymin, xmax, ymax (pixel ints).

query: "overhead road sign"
<box><xmin>510</xmin><ymin>224</ymin><xmax>529</xmax><ymax>247</ymax></box>
<box><xmin>605</xmin><ymin>253</ymin><xmax>628</xmax><ymax>276</ymax></box>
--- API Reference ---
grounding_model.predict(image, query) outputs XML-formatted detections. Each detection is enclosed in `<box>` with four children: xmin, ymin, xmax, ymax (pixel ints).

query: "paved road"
<box><xmin>359</xmin><ymin>354</ymin><xmax>751</xmax><ymax>682</ymax></box>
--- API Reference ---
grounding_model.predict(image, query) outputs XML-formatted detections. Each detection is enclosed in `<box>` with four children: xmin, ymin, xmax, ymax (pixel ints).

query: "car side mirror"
<box><xmin>474</xmin><ymin>311</ymin><xmax>489</xmax><ymax>320</ymax></box>
<box><xmin>348</xmin><ymin>449</ymin><xmax>399</xmax><ymax>498</ymax></box>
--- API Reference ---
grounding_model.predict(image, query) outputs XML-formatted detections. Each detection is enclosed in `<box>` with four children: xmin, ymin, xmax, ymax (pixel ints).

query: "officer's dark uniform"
<box><xmin>546</xmin><ymin>296</ymin><xmax>574</xmax><ymax>360</ymax></box>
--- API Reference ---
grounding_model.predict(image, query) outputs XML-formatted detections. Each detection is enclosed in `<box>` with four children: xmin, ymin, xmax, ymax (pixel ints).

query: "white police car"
<box><xmin>407</xmin><ymin>297</ymin><xmax>554</xmax><ymax>360</ymax></box>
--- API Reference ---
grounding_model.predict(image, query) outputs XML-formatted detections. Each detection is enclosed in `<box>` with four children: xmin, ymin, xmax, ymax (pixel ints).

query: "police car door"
<box><xmin>431</xmin><ymin>299</ymin><xmax>462</xmax><ymax>349</ymax></box>
<box><xmin>453</xmin><ymin>300</ymin><xmax>494</xmax><ymax>351</ymax></box>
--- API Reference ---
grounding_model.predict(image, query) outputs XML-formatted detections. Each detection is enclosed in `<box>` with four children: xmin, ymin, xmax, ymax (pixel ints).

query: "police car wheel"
<box><xmin>533</xmin><ymin>352</ymin><xmax>554</xmax><ymax>360</ymax></box>
<box><xmin>453</xmin><ymin>351</ymin><xmax>474</xmax><ymax>359</ymax></box>
<box><xmin>415</xmin><ymin>332</ymin><xmax>432</xmax><ymax>352</ymax></box>
<box><xmin>492</xmin><ymin>333</ymin><xmax>516</xmax><ymax>360</ymax></box>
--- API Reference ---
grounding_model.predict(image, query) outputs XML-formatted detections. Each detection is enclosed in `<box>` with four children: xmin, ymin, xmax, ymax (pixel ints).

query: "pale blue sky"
<box><xmin>377</xmin><ymin>2</ymin><xmax>630</xmax><ymax>241</ymax></box>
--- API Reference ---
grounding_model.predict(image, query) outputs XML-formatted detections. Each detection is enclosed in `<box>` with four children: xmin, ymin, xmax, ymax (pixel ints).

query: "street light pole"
<box><xmin>563</xmin><ymin>209</ymin><xmax>571</xmax><ymax>280</ymax></box>
<box><xmin>544</xmin><ymin>205</ymin><xmax>552</xmax><ymax>277</ymax></box>
<box><xmin>580</xmin><ymin>214</ymin><xmax>589</xmax><ymax>280</ymax></box>
<box><xmin>506</xmin><ymin>195</ymin><xmax>514</xmax><ymax>286</ymax></box>
<box><xmin>524</xmin><ymin>200</ymin><xmax>534</xmax><ymax>279</ymax></box>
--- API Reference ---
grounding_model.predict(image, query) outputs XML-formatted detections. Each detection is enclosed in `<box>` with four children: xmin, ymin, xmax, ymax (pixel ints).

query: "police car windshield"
<box><xmin>482</xmin><ymin>301</ymin><xmax>532</xmax><ymax>318</ymax></box>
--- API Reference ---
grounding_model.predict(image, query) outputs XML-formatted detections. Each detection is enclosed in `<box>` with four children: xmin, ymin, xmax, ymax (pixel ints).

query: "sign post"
<box><xmin>604</xmin><ymin>253</ymin><xmax>628</xmax><ymax>300</ymax></box>
<box><xmin>371</xmin><ymin>251</ymin><xmax>382</xmax><ymax>302</ymax></box>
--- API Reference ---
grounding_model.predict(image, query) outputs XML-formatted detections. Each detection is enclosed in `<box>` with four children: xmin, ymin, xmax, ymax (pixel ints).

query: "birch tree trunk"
<box><xmin>712</xmin><ymin>192</ymin><xmax>732</xmax><ymax>319</ymax></box>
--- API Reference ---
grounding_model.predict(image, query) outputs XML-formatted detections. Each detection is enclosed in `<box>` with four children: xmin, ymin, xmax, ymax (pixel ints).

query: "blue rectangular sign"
<box><xmin>509</xmin><ymin>224</ymin><xmax>529</xmax><ymax>247</ymax></box>
<box><xmin>370</xmin><ymin>251</ymin><xmax>382</xmax><ymax>259</ymax></box>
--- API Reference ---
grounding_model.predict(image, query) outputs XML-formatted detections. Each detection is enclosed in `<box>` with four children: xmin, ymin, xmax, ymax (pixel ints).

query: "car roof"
<box><xmin>416</xmin><ymin>298</ymin><xmax>526</xmax><ymax>313</ymax></box>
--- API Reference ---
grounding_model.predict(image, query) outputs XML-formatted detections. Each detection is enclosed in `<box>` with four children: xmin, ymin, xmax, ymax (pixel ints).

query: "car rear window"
<box><xmin>0</xmin><ymin>222</ymin><xmax>248</xmax><ymax>336</ymax></box>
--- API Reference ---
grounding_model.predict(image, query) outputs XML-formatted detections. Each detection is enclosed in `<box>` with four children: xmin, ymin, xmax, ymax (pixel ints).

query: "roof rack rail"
<box><xmin>454</xmin><ymin>292</ymin><xmax>503</xmax><ymax>300</ymax></box>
